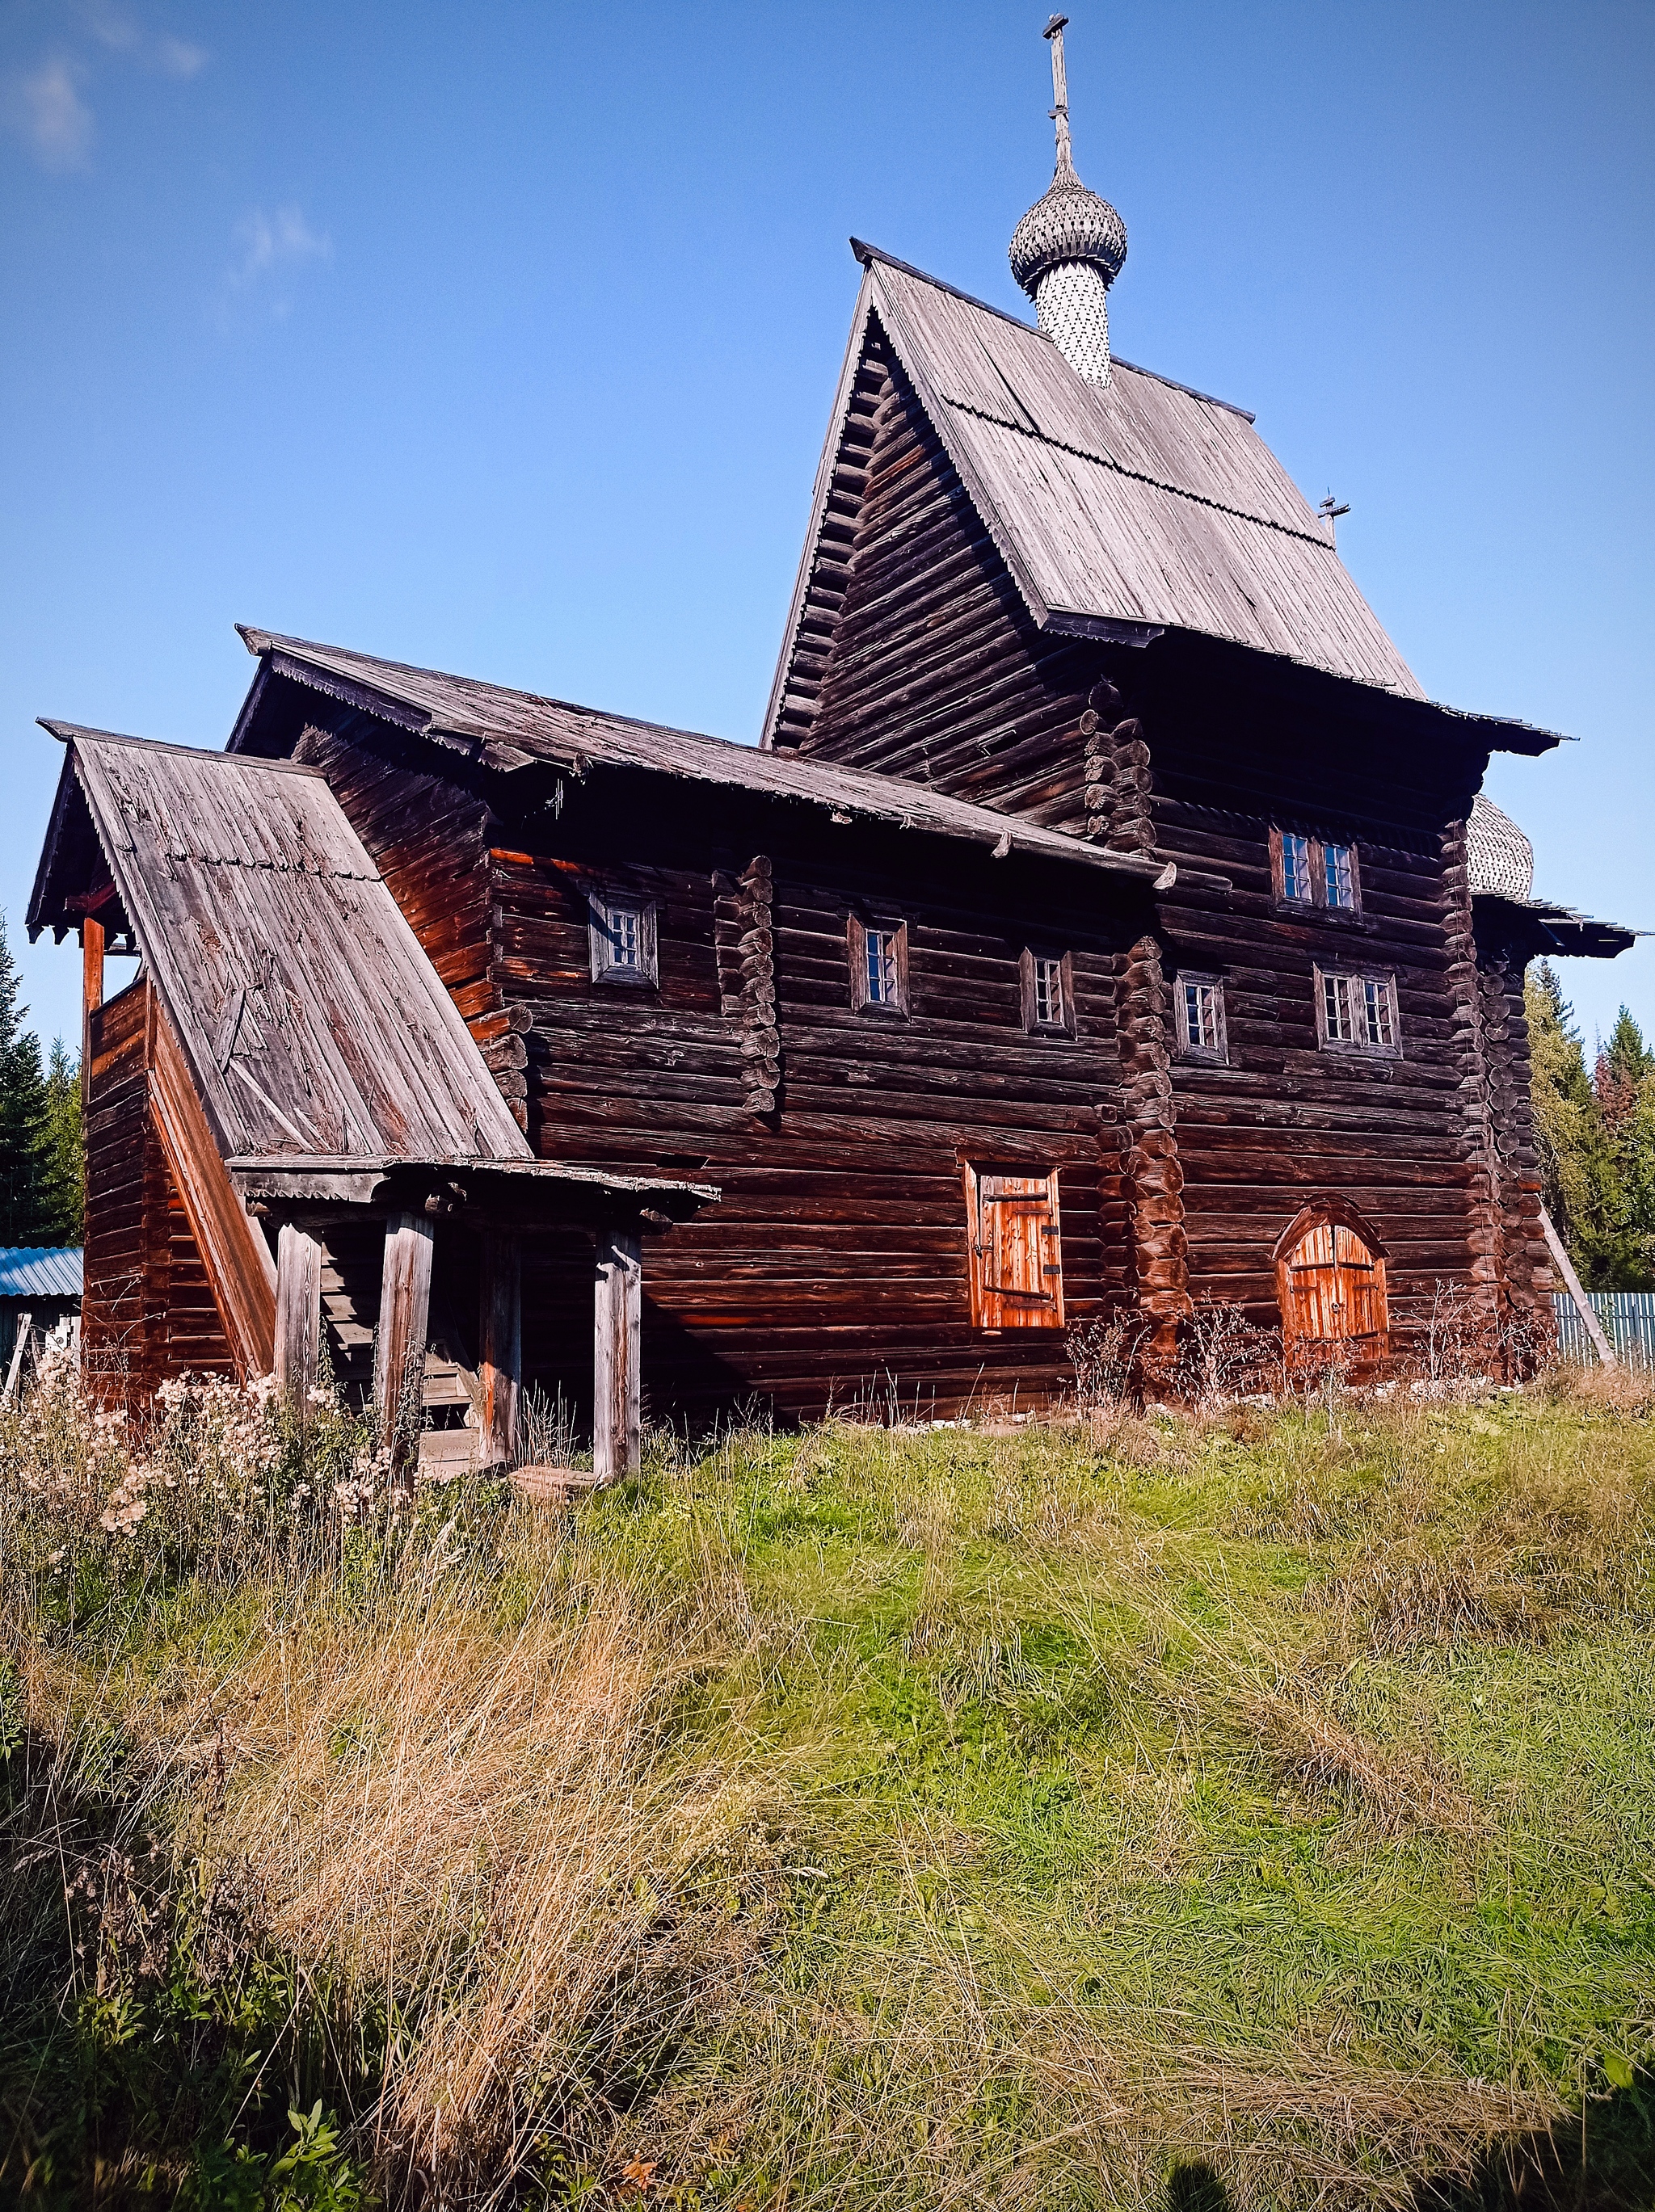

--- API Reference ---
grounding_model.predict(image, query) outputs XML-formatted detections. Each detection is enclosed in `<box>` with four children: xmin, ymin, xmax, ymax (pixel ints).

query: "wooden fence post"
<box><xmin>478</xmin><ymin>1230</ymin><xmax>521</xmax><ymax>1469</ymax></box>
<box><xmin>374</xmin><ymin>1210</ymin><xmax>434</xmax><ymax>1484</ymax></box>
<box><xmin>273</xmin><ymin>1223</ymin><xmax>323</xmax><ymax>1414</ymax></box>
<box><xmin>593</xmin><ymin>1226</ymin><xmax>641</xmax><ymax>1484</ymax></box>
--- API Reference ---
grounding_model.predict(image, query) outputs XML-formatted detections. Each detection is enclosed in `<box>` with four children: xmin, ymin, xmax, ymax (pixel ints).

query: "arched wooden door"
<box><xmin>1274</xmin><ymin>1205</ymin><xmax>1388</xmax><ymax>1362</ymax></box>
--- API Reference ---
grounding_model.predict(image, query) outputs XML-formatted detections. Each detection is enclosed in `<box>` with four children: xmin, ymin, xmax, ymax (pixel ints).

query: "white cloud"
<box><xmin>158</xmin><ymin>36</ymin><xmax>206</xmax><ymax>78</ymax></box>
<box><xmin>81</xmin><ymin>2</ymin><xmax>140</xmax><ymax>54</ymax></box>
<box><xmin>230</xmin><ymin>204</ymin><xmax>332</xmax><ymax>288</ymax></box>
<box><xmin>9</xmin><ymin>57</ymin><xmax>94</xmax><ymax>170</ymax></box>
<box><xmin>221</xmin><ymin>204</ymin><xmax>332</xmax><ymax>322</ymax></box>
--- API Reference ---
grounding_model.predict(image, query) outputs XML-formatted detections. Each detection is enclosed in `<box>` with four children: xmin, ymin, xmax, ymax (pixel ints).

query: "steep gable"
<box><xmin>765</xmin><ymin>248</ymin><xmax>1564</xmax><ymax>767</ymax></box>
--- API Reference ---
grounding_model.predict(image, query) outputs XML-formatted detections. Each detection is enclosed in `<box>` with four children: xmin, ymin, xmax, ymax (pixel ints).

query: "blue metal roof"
<box><xmin>0</xmin><ymin>1247</ymin><xmax>83</xmax><ymax>1300</ymax></box>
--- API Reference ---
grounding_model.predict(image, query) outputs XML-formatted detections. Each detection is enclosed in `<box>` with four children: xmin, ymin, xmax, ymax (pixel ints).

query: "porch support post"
<box><xmin>374</xmin><ymin>1209</ymin><xmax>434</xmax><ymax>1484</ymax></box>
<box><xmin>592</xmin><ymin>1226</ymin><xmax>641</xmax><ymax>1484</ymax></box>
<box><xmin>273</xmin><ymin>1222</ymin><xmax>323</xmax><ymax>1414</ymax></box>
<box><xmin>478</xmin><ymin>1230</ymin><xmax>521</xmax><ymax>1468</ymax></box>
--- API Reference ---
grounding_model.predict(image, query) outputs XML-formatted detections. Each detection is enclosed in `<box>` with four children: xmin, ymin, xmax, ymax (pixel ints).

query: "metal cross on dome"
<box><xmin>1044</xmin><ymin>14</ymin><xmax>1075</xmax><ymax>177</ymax></box>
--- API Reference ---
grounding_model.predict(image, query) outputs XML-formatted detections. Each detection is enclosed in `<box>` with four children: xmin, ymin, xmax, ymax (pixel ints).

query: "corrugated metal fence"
<box><xmin>1553</xmin><ymin>1292</ymin><xmax>1655</xmax><ymax>1369</ymax></box>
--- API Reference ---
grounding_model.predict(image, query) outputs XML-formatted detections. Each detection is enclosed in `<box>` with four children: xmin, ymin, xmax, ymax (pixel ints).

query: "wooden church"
<box><xmin>27</xmin><ymin>19</ymin><xmax>1632</xmax><ymax>1466</ymax></box>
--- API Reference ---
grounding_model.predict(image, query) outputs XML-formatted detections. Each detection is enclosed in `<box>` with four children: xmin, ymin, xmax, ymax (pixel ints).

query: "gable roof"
<box><xmin>29</xmin><ymin>726</ymin><xmax>533</xmax><ymax>1166</ymax></box>
<box><xmin>762</xmin><ymin>246</ymin><xmax>1566</xmax><ymax>757</ymax></box>
<box><xmin>230</xmin><ymin>628</ymin><xmax>1213</xmax><ymax>888</ymax></box>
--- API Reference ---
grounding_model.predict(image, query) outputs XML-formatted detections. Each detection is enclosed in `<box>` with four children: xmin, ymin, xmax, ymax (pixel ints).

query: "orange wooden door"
<box><xmin>967</xmin><ymin>1168</ymin><xmax>1064</xmax><ymax>1328</ymax></box>
<box><xmin>1278</xmin><ymin>1218</ymin><xmax>1387</xmax><ymax>1356</ymax></box>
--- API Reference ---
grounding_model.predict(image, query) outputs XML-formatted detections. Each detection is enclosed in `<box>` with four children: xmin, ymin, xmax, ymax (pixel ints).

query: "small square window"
<box><xmin>1316</xmin><ymin>967</ymin><xmax>1399</xmax><ymax>1056</ymax></box>
<box><xmin>1019</xmin><ymin>949</ymin><xmax>1076</xmax><ymax>1035</ymax></box>
<box><xmin>1280</xmin><ymin>833</ymin><xmax>1312</xmax><ymax>902</ymax></box>
<box><xmin>589</xmin><ymin>894</ymin><xmax>658</xmax><ymax>986</ymax></box>
<box><xmin>849</xmin><ymin>915</ymin><xmax>908</xmax><ymax>1015</ymax></box>
<box><xmin>1177</xmin><ymin>973</ymin><xmax>1228</xmax><ymax>1062</ymax></box>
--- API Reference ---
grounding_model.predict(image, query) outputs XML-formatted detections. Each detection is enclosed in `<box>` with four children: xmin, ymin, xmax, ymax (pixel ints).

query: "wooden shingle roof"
<box><xmin>762</xmin><ymin>246</ymin><xmax>1569</xmax><ymax>757</ymax></box>
<box><xmin>230</xmin><ymin>629</ymin><xmax>1217</xmax><ymax>886</ymax></box>
<box><xmin>29</xmin><ymin>726</ymin><xmax>534</xmax><ymax>1166</ymax></box>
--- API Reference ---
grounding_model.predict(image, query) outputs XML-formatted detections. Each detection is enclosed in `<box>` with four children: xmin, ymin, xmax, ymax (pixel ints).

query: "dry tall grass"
<box><xmin>3</xmin><ymin>1355</ymin><xmax>1653</xmax><ymax>2208</ymax></box>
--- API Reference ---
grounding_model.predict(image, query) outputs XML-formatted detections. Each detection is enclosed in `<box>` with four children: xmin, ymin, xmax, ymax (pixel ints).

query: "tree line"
<box><xmin>0</xmin><ymin>915</ymin><xmax>83</xmax><ymax>1248</ymax></box>
<box><xmin>1527</xmin><ymin>963</ymin><xmax>1655</xmax><ymax>1293</ymax></box>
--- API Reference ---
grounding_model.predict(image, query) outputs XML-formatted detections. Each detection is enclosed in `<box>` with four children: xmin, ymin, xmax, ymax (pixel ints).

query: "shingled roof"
<box><xmin>230</xmin><ymin>628</ymin><xmax>1212</xmax><ymax>886</ymax></box>
<box><xmin>29</xmin><ymin>726</ymin><xmax>534</xmax><ymax>1165</ymax></box>
<box><xmin>762</xmin><ymin>246</ymin><xmax>1568</xmax><ymax>757</ymax></box>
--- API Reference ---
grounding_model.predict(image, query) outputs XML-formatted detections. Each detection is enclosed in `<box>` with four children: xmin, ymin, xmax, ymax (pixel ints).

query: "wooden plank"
<box><xmin>2</xmin><ymin>1314</ymin><xmax>32</xmax><ymax>1403</ymax></box>
<box><xmin>373</xmin><ymin>1209</ymin><xmax>435</xmax><ymax>1483</ymax></box>
<box><xmin>592</xmin><ymin>1227</ymin><xmax>641</xmax><ymax>1482</ymax></box>
<box><xmin>148</xmin><ymin>997</ymin><xmax>276</xmax><ymax>1379</ymax></box>
<box><xmin>478</xmin><ymin>1229</ymin><xmax>521</xmax><ymax>1466</ymax></box>
<box><xmin>81</xmin><ymin>915</ymin><xmax>104</xmax><ymax>1108</ymax></box>
<box><xmin>1540</xmin><ymin>1209</ymin><xmax>1615</xmax><ymax>1367</ymax></box>
<box><xmin>273</xmin><ymin>1222</ymin><xmax>324</xmax><ymax>1410</ymax></box>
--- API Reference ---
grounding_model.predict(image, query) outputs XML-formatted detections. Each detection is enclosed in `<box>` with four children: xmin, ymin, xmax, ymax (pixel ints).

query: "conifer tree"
<box><xmin>40</xmin><ymin>1036</ymin><xmax>85</xmax><ymax>1244</ymax></box>
<box><xmin>1527</xmin><ymin>965</ymin><xmax>1619</xmax><ymax>1285</ymax></box>
<box><xmin>1595</xmin><ymin>1006</ymin><xmax>1655</xmax><ymax>1288</ymax></box>
<box><xmin>0</xmin><ymin>914</ymin><xmax>53</xmax><ymax>1246</ymax></box>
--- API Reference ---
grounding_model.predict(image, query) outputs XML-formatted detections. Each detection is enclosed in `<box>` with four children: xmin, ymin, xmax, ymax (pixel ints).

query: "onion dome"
<box><xmin>1009</xmin><ymin>167</ymin><xmax>1127</xmax><ymax>296</ymax></box>
<box><xmin>1466</xmin><ymin>793</ymin><xmax>1535</xmax><ymax>900</ymax></box>
<box><xmin>1009</xmin><ymin>17</ymin><xmax>1126</xmax><ymax>387</ymax></box>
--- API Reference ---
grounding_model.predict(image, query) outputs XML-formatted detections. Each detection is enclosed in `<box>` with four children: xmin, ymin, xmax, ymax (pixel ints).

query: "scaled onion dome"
<box><xmin>1466</xmin><ymin>794</ymin><xmax>1536</xmax><ymax>901</ymax></box>
<box><xmin>1008</xmin><ymin>162</ymin><xmax>1127</xmax><ymax>299</ymax></box>
<box><xmin>1009</xmin><ymin>18</ymin><xmax>1126</xmax><ymax>387</ymax></box>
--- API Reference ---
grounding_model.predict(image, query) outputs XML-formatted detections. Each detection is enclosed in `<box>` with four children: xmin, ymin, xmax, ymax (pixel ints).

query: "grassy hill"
<box><xmin>2</xmin><ymin>1365</ymin><xmax>1653</xmax><ymax>2208</ymax></box>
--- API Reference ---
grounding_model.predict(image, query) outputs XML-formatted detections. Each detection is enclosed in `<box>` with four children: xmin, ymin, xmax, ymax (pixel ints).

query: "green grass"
<box><xmin>3</xmin><ymin>1375</ymin><xmax>1654</xmax><ymax>2207</ymax></box>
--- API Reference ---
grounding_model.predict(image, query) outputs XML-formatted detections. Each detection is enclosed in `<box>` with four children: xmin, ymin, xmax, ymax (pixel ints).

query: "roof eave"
<box><xmin>1472</xmin><ymin>892</ymin><xmax>1637</xmax><ymax>958</ymax></box>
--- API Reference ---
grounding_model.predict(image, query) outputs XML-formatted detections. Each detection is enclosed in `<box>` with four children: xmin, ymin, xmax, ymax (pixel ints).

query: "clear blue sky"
<box><xmin>3</xmin><ymin>1</ymin><xmax>1651</xmax><ymax>1059</ymax></box>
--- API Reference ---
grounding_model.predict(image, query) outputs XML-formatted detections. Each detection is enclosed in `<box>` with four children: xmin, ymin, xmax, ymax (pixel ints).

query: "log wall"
<box><xmin>249</xmin><ymin>682</ymin><xmax>1149</xmax><ymax>1418</ymax></box>
<box><xmin>780</xmin><ymin>339</ymin><xmax>1543</xmax><ymax>1351</ymax></box>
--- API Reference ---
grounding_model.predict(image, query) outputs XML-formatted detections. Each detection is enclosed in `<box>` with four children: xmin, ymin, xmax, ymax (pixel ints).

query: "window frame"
<box><xmin>1270</xmin><ymin>827</ymin><xmax>1363</xmax><ymax>918</ymax></box>
<box><xmin>1313</xmin><ymin>964</ymin><xmax>1401</xmax><ymax>1058</ymax></box>
<box><xmin>847</xmin><ymin>914</ymin><xmax>910</xmax><ymax>1016</ymax></box>
<box><xmin>1018</xmin><ymin>948</ymin><xmax>1076</xmax><ymax>1037</ymax></box>
<box><xmin>1175</xmin><ymin>971</ymin><xmax>1229</xmax><ymax>1064</ymax></box>
<box><xmin>587</xmin><ymin>892</ymin><xmax>659</xmax><ymax>988</ymax></box>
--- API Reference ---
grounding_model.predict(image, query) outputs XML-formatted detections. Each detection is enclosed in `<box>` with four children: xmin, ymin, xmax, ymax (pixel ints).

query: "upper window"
<box><xmin>1280</xmin><ymin>832</ymin><xmax>1312</xmax><ymax>903</ymax></box>
<box><xmin>1019</xmin><ymin>950</ymin><xmax>1076</xmax><ymax>1037</ymax></box>
<box><xmin>1324</xmin><ymin>842</ymin><xmax>1356</xmax><ymax>910</ymax></box>
<box><xmin>589</xmin><ymin>894</ymin><xmax>658</xmax><ymax>986</ymax></box>
<box><xmin>1316</xmin><ymin>966</ymin><xmax>1400</xmax><ymax>1056</ymax></box>
<box><xmin>1177</xmin><ymin>973</ymin><xmax>1228</xmax><ymax>1062</ymax></box>
<box><xmin>848</xmin><ymin>915</ymin><xmax>909</xmax><ymax>1015</ymax></box>
<box><xmin>1272</xmin><ymin>829</ymin><xmax>1362</xmax><ymax>915</ymax></box>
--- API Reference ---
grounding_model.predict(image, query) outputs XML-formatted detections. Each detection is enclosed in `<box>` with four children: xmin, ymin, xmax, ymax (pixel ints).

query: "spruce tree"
<box><xmin>1594</xmin><ymin>1006</ymin><xmax>1655</xmax><ymax>1289</ymax></box>
<box><xmin>1525</xmin><ymin>962</ymin><xmax>1632</xmax><ymax>1288</ymax></box>
<box><xmin>40</xmin><ymin>1036</ymin><xmax>85</xmax><ymax>1244</ymax></box>
<box><xmin>1595</xmin><ymin>1006</ymin><xmax>1655</xmax><ymax>1132</ymax></box>
<box><xmin>0</xmin><ymin>913</ymin><xmax>53</xmax><ymax>1246</ymax></box>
